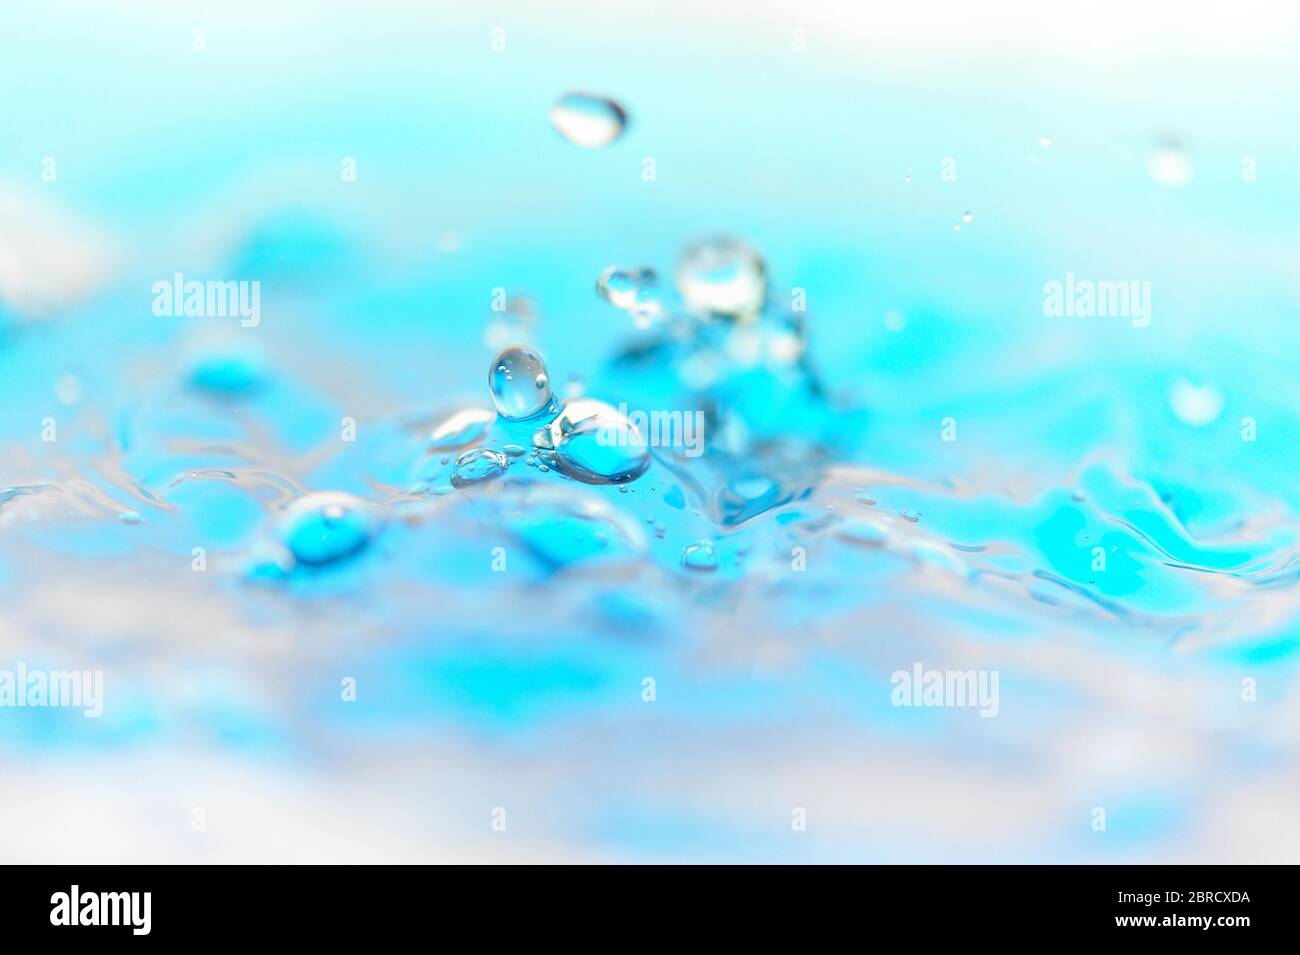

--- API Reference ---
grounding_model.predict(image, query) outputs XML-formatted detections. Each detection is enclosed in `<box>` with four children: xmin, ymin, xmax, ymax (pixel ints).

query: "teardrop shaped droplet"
<box><xmin>489</xmin><ymin>345</ymin><xmax>557</xmax><ymax>420</ymax></box>
<box><xmin>544</xmin><ymin>398</ymin><xmax>649</xmax><ymax>485</ymax></box>
<box><xmin>451</xmin><ymin>448</ymin><xmax>510</xmax><ymax>488</ymax></box>
<box><xmin>549</xmin><ymin>92</ymin><xmax>627</xmax><ymax>148</ymax></box>
<box><xmin>276</xmin><ymin>492</ymin><xmax>379</xmax><ymax>567</ymax></box>
<box><xmin>676</xmin><ymin>237</ymin><xmax>766</xmax><ymax>320</ymax></box>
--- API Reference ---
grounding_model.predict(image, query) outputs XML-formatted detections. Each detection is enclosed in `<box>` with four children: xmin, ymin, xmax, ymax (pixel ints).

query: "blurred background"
<box><xmin>2</xmin><ymin>0</ymin><xmax>1300</xmax><ymax>862</ymax></box>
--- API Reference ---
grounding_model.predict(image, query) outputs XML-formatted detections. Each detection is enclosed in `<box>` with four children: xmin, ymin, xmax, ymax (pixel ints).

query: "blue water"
<box><xmin>3</xmin><ymin>3</ymin><xmax>1299</xmax><ymax>862</ymax></box>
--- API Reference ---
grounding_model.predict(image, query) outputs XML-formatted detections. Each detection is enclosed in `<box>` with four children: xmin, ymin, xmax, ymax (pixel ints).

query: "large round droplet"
<box><xmin>676</xmin><ymin>237</ymin><xmax>766</xmax><ymax>320</ymax></box>
<box><xmin>543</xmin><ymin>398</ymin><xmax>649</xmax><ymax>484</ymax></box>
<box><xmin>489</xmin><ymin>345</ymin><xmax>556</xmax><ymax>420</ymax></box>
<box><xmin>276</xmin><ymin>492</ymin><xmax>379</xmax><ymax>567</ymax></box>
<box><xmin>451</xmin><ymin>448</ymin><xmax>509</xmax><ymax>488</ymax></box>
<box><xmin>549</xmin><ymin>92</ymin><xmax>627</xmax><ymax>148</ymax></box>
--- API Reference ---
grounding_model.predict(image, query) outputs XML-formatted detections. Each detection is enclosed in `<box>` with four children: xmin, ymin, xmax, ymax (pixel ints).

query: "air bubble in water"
<box><xmin>277</xmin><ymin>492</ymin><xmax>379</xmax><ymax>567</ymax></box>
<box><xmin>542</xmin><ymin>398</ymin><xmax>649</xmax><ymax>484</ymax></box>
<box><xmin>549</xmin><ymin>92</ymin><xmax>627</xmax><ymax>148</ymax></box>
<box><xmin>489</xmin><ymin>345</ymin><xmax>556</xmax><ymax>420</ymax></box>
<box><xmin>676</xmin><ymin>237</ymin><xmax>766</xmax><ymax>320</ymax></box>
<box><xmin>451</xmin><ymin>448</ymin><xmax>509</xmax><ymax>488</ymax></box>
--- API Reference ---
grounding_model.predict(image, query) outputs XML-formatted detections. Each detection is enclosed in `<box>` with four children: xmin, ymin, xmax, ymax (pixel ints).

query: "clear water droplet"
<box><xmin>676</xmin><ymin>237</ymin><xmax>767</xmax><ymax>320</ymax></box>
<box><xmin>549</xmin><ymin>92</ymin><xmax>627</xmax><ymax>148</ymax></box>
<box><xmin>451</xmin><ymin>448</ymin><xmax>510</xmax><ymax>488</ymax></box>
<box><xmin>277</xmin><ymin>492</ymin><xmax>379</xmax><ymax>567</ymax></box>
<box><xmin>962</xmin><ymin>211</ymin><xmax>973</xmax><ymax>223</ymax></box>
<box><xmin>681</xmin><ymin>541</ymin><xmax>718</xmax><ymax>571</ymax></box>
<box><xmin>597</xmin><ymin>266</ymin><xmax>662</xmax><ymax>327</ymax></box>
<box><xmin>543</xmin><ymin>398</ymin><xmax>650</xmax><ymax>485</ymax></box>
<box><xmin>488</xmin><ymin>345</ymin><xmax>556</xmax><ymax>420</ymax></box>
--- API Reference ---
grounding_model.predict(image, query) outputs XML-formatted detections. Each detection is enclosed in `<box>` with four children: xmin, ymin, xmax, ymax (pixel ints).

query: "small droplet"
<box><xmin>451</xmin><ymin>448</ymin><xmax>509</xmax><ymax>488</ymax></box>
<box><xmin>1039</xmin><ymin>135</ymin><xmax>1053</xmax><ymax>148</ymax></box>
<box><xmin>549</xmin><ymin>92</ymin><xmax>627</xmax><ymax>148</ymax></box>
<box><xmin>488</xmin><ymin>345</ymin><xmax>556</xmax><ymax>420</ymax></box>
<box><xmin>543</xmin><ymin>398</ymin><xmax>650</xmax><ymax>485</ymax></box>
<box><xmin>962</xmin><ymin>211</ymin><xmax>973</xmax><ymax>223</ymax></box>
<box><xmin>676</xmin><ymin>237</ymin><xmax>767</xmax><ymax>320</ymax></box>
<box><xmin>681</xmin><ymin>541</ymin><xmax>718</xmax><ymax>571</ymax></box>
<box><xmin>277</xmin><ymin>492</ymin><xmax>379</xmax><ymax>567</ymax></box>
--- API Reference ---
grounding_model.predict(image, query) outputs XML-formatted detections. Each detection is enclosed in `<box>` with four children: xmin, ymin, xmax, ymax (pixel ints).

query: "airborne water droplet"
<box><xmin>543</xmin><ymin>398</ymin><xmax>650</xmax><ymax>485</ymax></box>
<box><xmin>549</xmin><ymin>92</ymin><xmax>627</xmax><ymax>148</ymax></box>
<box><xmin>488</xmin><ymin>345</ymin><xmax>556</xmax><ymax>420</ymax></box>
<box><xmin>676</xmin><ymin>237</ymin><xmax>767</xmax><ymax>320</ymax></box>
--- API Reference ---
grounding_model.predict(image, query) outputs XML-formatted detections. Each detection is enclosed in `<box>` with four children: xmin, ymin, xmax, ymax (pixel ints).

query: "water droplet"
<box><xmin>543</xmin><ymin>398</ymin><xmax>650</xmax><ymax>484</ymax></box>
<box><xmin>597</xmin><ymin>265</ymin><xmax>662</xmax><ymax>328</ymax></box>
<box><xmin>681</xmin><ymin>541</ymin><xmax>718</xmax><ymax>571</ymax></box>
<box><xmin>277</xmin><ymin>492</ymin><xmax>379</xmax><ymax>567</ymax></box>
<box><xmin>962</xmin><ymin>211</ymin><xmax>973</xmax><ymax>223</ymax></box>
<box><xmin>1170</xmin><ymin>379</ymin><xmax>1223</xmax><ymax>426</ymax></box>
<box><xmin>676</xmin><ymin>237</ymin><xmax>767</xmax><ymax>320</ymax></box>
<box><xmin>488</xmin><ymin>345</ymin><xmax>556</xmax><ymax>420</ymax></box>
<box><xmin>451</xmin><ymin>448</ymin><xmax>509</xmax><ymax>488</ymax></box>
<box><xmin>1148</xmin><ymin>140</ymin><xmax>1193</xmax><ymax>188</ymax></box>
<box><xmin>429</xmin><ymin>407</ymin><xmax>495</xmax><ymax>450</ymax></box>
<box><xmin>119</xmin><ymin>510</ymin><xmax>142</xmax><ymax>525</ymax></box>
<box><xmin>549</xmin><ymin>92</ymin><xmax>627</xmax><ymax>148</ymax></box>
<box><xmin>1039</xmin><ymin>135</ymin><xmax>1053</xmax><ymax>148</ymax></box>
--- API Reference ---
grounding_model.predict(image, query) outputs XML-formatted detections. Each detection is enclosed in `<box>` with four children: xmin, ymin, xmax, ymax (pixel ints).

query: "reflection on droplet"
<box><xmin>277</xmin><ymin>492</ymin><xmax>379</xmax><ymax>567</ymax></box>
<box><xmin>543</xmin><ymin>398</ymin><xmax>649</xmax><ymax>484</ymax></box>
<box><xmin>549</xmin><ymin>92</ymin><xmax>627</xmax><ymax>148</ymax></box>
<box><xmin>489</xmin><ymin>345</ymin><xmax>556</xmax><ymax>420</ymax></box>
<box><xmin>451</xmin><ymin>448</ymin><xmax>509</xmax><ymax>488</ymax></box>
<box><xmin>676</xmin><ymin>237</ymin><xmax>766</xmax><ymax>320</ymax></box>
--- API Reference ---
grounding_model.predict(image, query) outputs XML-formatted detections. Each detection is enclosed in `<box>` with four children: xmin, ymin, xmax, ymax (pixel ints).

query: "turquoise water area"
<box><xmin>2</xmin><ymin>4</ymin><xmax>1299</xmax><ymax>861</ymax></box>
